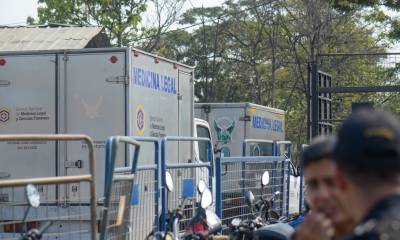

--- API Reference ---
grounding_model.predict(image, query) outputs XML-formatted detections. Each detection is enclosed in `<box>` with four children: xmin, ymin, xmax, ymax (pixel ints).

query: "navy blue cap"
<box><xmin>333</xmin><ymin>109</ymin><xmax>400</xmax><ymax>175</ymax></box>
<box><xmin>301</xmin><ymin>135</ymin><xmax>336</xmax><ymax>168</ymax></box>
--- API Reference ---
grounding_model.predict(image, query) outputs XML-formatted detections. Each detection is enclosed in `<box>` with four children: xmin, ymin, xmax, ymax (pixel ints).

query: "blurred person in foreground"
<box><xmin>333</xmin><ymin>109</ymin><xmax>400</xmax><ymax>239</ymax></box>
<box><xmin>293</xmin><ymin>135</ymin><xmax>355</xmax><ymax>240</ymax></box>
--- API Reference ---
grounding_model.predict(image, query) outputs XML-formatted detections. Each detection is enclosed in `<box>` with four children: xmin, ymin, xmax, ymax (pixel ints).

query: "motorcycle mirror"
<box><xmin>261</xmin><ymin>171</ymin><xmax>270</xmax><ymax>186</ymax></box>
<box><xmin>197</xmin><ymin>180</ymin><xmax>207</xmax><ymax>194</ymax></box>
<box><xmin>165</xmin><ymin>172</ymin><xmax>174</xmax><ymax>192</ymax></box>
<box><xmin>26</xmin><ymin>184</ymin><xmax>40</xmax><ymax>208</ymax></box>
<box><xmin>245</xmin><ymin>190</ymin><xmax>255</xmax><ymax>207</ymax></box>
<box><xmin>201</xmin><ymin>188</ymin><xmax>213</xmax><ymax>209</ymax></box>
<box><xmin>231</xmin><ymin>218</ymin><xmax>241</xmax><ymax>227</ymax></box>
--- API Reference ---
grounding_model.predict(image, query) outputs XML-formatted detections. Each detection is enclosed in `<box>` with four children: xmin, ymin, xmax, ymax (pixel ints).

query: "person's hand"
<box><xmin>294</xmin><ymin>213</ymin><xmax>334</xmax><ymax>240</ymax></box>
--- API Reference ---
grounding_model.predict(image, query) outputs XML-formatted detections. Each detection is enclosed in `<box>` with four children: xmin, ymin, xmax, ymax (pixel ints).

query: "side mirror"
<box><xmin>231</xmin><ymin>218</ymin><xmax>241</xmax><ymax>227</ymax></box>
<box><xmin>261</xmin><ymin>171</ymin><xmax>270</xmax><ymax>187</ymax></box>
<box><xmin>26</xmin><ymin>184</ymin><xmax>40</xmax><ymax>208</ymax></box>
<box><xmin>297</xmin><ymin>166</ymin><xmax>302</xmax><ymax>177</ymax></box>
<box><xmin>245</xmin><ymin>190</ymin><xmax>255</xmax><ymax>207</ymax></box>
<box><xmin>201</xmin><ymin>188</ymin><xmax>213</xmax><ymax>209</ymax></box>
<box><xmin>165</xmin><ymin>172</ymin><xmax>174</xmax><ymax>192</ymax></box>
<box><xmin>197</xmin><ymin>180</ymin><xmax>207</xmax><ymax>194</ymax></box>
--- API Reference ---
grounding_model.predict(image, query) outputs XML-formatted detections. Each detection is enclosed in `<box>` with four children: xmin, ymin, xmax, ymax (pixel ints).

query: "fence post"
<box><xmin>286</xmin><ymin>160</ymin><xmax>291</xmax><ymax>217</ymax></box>
<box><xmin>299</xmin><ymin>168</ymin><xmax>304</xmax><ymax>213</ymax></box>
<box><xmin>215</xmin><ymin>157</ymin><xmax>222</xmax><ymax>219</ymax></box>
<box><xmin>280</xmin><ymin>160</ymin><xmax>285</xmax><ymax>216</ymax></box>
<box><xmin>208</xmin><ymin>141</ymin><xmax>213</xmax><ymax>189</ymax></box>
<box><xmin>160</xmin><ymin>139</ymin><xmax>167</xmax><ymax>231</ymax></box>
<box><xmin>154</xmin><ymin>140</ymin><xmax>160</xmax><ymax>232</ymax></box>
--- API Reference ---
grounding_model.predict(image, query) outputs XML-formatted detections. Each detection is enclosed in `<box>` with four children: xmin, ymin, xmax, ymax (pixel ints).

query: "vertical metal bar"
<box><xmin>215</xmin><ymin>157</ymin><xmax>222</xmax><ymax>219</ymax></box>
<box><xmin>104</xmin><ymin>138</ymin><xmax>112</xmax><ymax>194</ymax></box>
<box><xmin>154</xmin><ymin>141</ymin><xmax>160</xmax><ymax>232</ymax></box>
<box><xmin>130</xmin><ymin>142</ymin><xmax>140</xmax><ymax>174</ymax></box>
<box><xmin>273</xmin><ymin>141</ymin><xmax>277</xmax><ymax>156</ymax></box>
<box><xmin>241</xmin><ymin>141</ymin><xmax>246</xmax><ymax>218</ymax></box>
<box><xmin>272</xmin><ymin>161</ymin><xmax>277</xmax><ymax>209</ymax></box>
<box><xmin>280</xmin><ymin>161</ymin><xmax>284</xmax><ymax>216</ymax></box>
<box><xmin>286</xmin><ymin>160</ymin><xmax>290</xmax><ymax>217</ymax></box>
<box><xmin>160</xmin><ymin>139</ymin><xmax>167</xmax><ymax>231</ymax></box>
<box><xmin>299</xmin><ymin>168</ymin><xmax>304</xmax><ymax>213</ymax></box>
<box><xmin>240</xmin><ymin>160</ymin><xmax>246</xmax><ymax>217</ymax></box>
<box><xmin>311</xmin><ymin>61</ymin><xmax>319</xmax><ymax>138</ymax></box>
<box><xmin>208</xmin><ymin>141</ymin><xmax>213</xmax><ymax>189</ymax></box>
<box><xmin>100</xmin><ymin>137</ymin><xmax>117</xmax><ymax>240</ymax></box>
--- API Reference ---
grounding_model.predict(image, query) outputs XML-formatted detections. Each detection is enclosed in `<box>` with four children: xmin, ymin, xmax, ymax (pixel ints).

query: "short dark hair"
<box><xmin>333</xmin><ymin>109</ymin><xmax>400</xmax><ymax>180</ymax></box>
<box><xmin>301</xmin><ymin>135</ymin><xmax>336</xmax><ymax>169</ymax></box>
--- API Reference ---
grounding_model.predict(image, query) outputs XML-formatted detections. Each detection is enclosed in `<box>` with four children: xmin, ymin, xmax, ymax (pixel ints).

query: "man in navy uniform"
<box><xmin>333</xmin><ymin>109</ymin><xmax>400</xmax><ymax>239</ymax></box>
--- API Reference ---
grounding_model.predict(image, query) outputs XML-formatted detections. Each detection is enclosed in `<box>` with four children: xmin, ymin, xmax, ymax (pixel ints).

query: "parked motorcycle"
<box><xmin>148</xmin><ymin>173</ymin><xmax>222</xmax><ymax>240</ymax></box>
<box><xmin>19</xmin><ymin>184</ymin><xmax>52</xmax><ymax>240</ymax></box>
<box><xmin>229</xmin><ymin>171</ymin><xmax>294</xmax><ymax>240</ymax></box>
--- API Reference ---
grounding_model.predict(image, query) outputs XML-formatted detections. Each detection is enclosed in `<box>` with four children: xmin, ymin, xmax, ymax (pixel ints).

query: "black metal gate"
<box><xmin>309</xmin><ymin>52</ymin><xmax>400</xmax><ymax>138</ymax></box>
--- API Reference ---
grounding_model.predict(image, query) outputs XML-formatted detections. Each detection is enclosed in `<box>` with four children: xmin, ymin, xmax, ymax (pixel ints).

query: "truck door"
<box><xmin>0</xmin><ymin>54</ymin><xmax>57</xmax><ymax>201</ymax></box>
<box><xmin>194</xmin><ymin>120</ymin><xmax>213</xmax><ymax>201</ymax></box>
<box><xmin>178</xmin><ymin>69</ymin><xmax>193</xmax><ymax>163</ymax></box>
<box><xmin>276</xmin><ymin>141</ymin><xmax>300</xmax><ymax>214</ymax></box>
<box><xmin>58</xmin><ymin>51</ymin><xmax>126</xmax><ymax>200</ymax></box>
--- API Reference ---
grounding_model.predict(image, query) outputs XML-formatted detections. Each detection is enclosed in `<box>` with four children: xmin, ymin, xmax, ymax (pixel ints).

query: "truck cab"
<box><xmin>194</xmin><ymin>118</ymin><xmax>213</xmax><ymax>163</ymax></box>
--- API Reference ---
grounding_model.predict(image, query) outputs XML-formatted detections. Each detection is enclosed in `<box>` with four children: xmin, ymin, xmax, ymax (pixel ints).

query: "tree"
<box><xmin>29</xmin><ymin>0</ymin><xmax>147</xmax><ymax>46</ymax></box>
<box><xmin>136</xmin><ymin>0</ymin><xmax>187</xmax><ymax>52</ymax></box>
<box><xmin>153</xmin><ymin>0</ymin><xmax>390</xmax><ymax>144</ymax></box>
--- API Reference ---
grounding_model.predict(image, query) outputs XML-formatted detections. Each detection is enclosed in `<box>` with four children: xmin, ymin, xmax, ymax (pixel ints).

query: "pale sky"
<box><xmin>0</xmin><ymin>0</ymin><xmax>225</xmax><ymax>26</ymax></box>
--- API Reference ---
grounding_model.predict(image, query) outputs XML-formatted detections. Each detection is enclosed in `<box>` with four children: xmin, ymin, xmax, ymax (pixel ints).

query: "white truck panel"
<box><xmin>59</xmin><ymin>51</ymin><xmax>127</xmax><ymax>199</ymax></box>
<box><xmin>129</xmin><ymin>51</ymin><xmax>194</xmax><ymax>165</ymax></box>
<box><xmin>0</xmin><ymin>54</ymin><xmax>57</xmax><ymax>202</ymax></box>
<box><xmin>194</xmin><ymin>103</ymin><xmax>285</xmax><ymax>157</ymax></box>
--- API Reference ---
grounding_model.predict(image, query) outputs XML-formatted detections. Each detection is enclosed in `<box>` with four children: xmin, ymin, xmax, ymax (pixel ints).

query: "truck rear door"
<box><xmin>58</xmin><ymin>50</ymin><xmax>127</xmax><ymax>199</ymax></box>
<box><xmin>0</xmin><ymin>53</ymin><xmax>57</xmax><ymax>201</ymax></box>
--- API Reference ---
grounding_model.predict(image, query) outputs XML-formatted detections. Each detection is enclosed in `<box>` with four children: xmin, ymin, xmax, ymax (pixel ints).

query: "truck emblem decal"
<box><xmin>79</xmin><ymin>96</ymin><xmax>103</xmax><ymax>119</ymax></box>
<box><xmin>214</xmin><ymin>117</ymin><xmax>235</xmax><ymax>144</ymax></box>
<box><xmin>0</xmin><ymin>108</ymin><xmax>11</xmax><ymax>127</ymax></box>
<box><xmin>136</xmin><ymin>104</ymin><xmax>145</xmax><ymax>136</ymax></box>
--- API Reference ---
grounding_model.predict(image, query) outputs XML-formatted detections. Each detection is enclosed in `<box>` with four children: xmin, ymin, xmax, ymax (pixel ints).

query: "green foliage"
<box><xmin>31</xmin><ymin>0</ymin><xmax>147</xmax><ymax>46</ymax></box>
<box><xmin>153</xmin><ymin>0</ymin><xmax>393</xmax><ymax>145</ymax></box>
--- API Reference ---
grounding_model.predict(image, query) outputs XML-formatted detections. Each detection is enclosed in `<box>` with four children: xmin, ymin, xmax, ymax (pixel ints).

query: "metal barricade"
<box><xmin>0</xmin><ymin>134</ymin><xmax>97</xmax><ymax>240</ymax></box>
<box><xmin>160</xmin><ymin>137</ymin><xmax>213</xmax><ymax>232</ymax></box>
<box><xmin>109</xmin><ymin>137</ymin><xmax>159</xmax><ymax>240</ymax></box>
<box><xmin>130</xmin><ymin>165</ymin><xmax>158</xmax><ymax>240</ymax></box>
<box><xmin>100</xmin><ymin>136</ymin><xmax>141</xmax><ymax>240</ymax></box>
<box><xmin>215</xmin><ymin>156</ymin><xmax>287</xmax><ymax>232</ymax></box>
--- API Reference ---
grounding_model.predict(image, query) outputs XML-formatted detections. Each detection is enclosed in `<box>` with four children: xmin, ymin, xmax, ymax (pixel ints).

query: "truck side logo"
<box><xmin>214</xmin><ymin>117</ymin><xmax>235</xmax><ymax>144</ymax></box>
<box><xmin>0</xmin><ymin>108</ymin><xmax>11</xmax><ymax>127</ymax></box>
<box><xmin>136</xmin><ymin>104</ymin><xmax>145</xmax><ymax>136</ymax></box>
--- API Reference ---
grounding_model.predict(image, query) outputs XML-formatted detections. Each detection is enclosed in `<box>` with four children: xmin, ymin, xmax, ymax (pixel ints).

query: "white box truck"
<box><xmin>195</xmin><ymin>102</ymin><xmax>301</xmax><ymax>214</ymax></box>
<box><xmin>0</xmin><ymin>48</ymin><xmax>211</xmax><ymax>238</ymax></box>
<box><xmin>195</xmin><ymin>102</ymin><xmax>285</xmax><ymax>157</ymax></box>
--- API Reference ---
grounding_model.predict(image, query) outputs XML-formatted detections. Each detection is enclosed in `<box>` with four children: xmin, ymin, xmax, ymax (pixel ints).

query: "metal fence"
<box><xmin>100</xmin><ymin>136</ymin><xmax>141</xmax><ymax>240</ymax></box>
<box><xmin>215</xmin><ymin>156</ymin><xmax>289</xmax><ymax>232</ymax></box>
<box><xmin>103</xmin><ymin>137</ymin><xmax>159</xmax><ymax>240</ymax></box>
<box><xmin>160</xmin><ymin>137</ymin><xmax>213</xmax><ymax>233</ymax></box>
<box><xmin>0</xmin><ymin>134</ymin><xmax>97</xmax><ymax>240</ymax></box>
